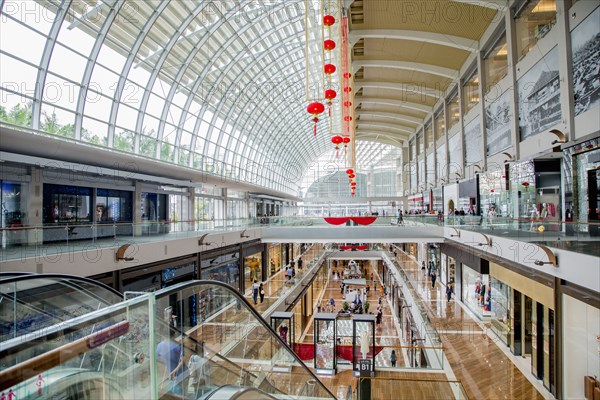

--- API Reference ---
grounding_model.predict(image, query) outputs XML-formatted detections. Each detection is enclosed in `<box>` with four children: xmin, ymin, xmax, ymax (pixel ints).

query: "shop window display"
<box><xmin>461</xmin><ymin>265</ymin><xmax>491</xmax><ymax>319</ymax></box>
<box><xmin>96</xmin><ymin>188</ymin><xmax>133</xmax><ymax>223</ymax></box>
<box><xmin>43</xmin><ymin>184</ymin><xmax>92</xmax><ymax>224</ymax></box>
<box><xmin>244</xmin><ymin>253</ymin><xmax>262</xmax><ymax>293</ymax></box>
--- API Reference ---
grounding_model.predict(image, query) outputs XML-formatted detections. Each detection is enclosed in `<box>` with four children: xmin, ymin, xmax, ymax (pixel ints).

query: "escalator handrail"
<box><xmin>201</xmin><ymin>384</ymin><xmax>277</xmax><ymax>400</ymax></box>
<box><xmin>0</xmin><ymin>273</ymin><xmax>123</xmax><ymax>299</ymax></box>
<box><xmin>152</xmin><ymin>280</ymin><xmax>337</xmax><ymax>399</ymax></box>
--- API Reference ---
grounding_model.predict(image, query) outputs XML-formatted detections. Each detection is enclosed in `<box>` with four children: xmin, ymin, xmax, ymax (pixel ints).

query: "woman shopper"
<box><xmin>259</xmin><ymin>282</ymin><xmax>265</xmax><ymax>303</ymax></box>
<box><xmin>390</xmin><ymin>350</ymin><xmax>397</xmax><ymax>367</ymax></box>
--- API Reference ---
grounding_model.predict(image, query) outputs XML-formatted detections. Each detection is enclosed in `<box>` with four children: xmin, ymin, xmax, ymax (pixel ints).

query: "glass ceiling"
<box><xmin>0</xmin><ymin>0</ymin><xmax>351</xmax><ymax>195</ymax></box>
<box><xmin>300</xmin><ymin>140</ymin><xmax>403</xmax><ymax>198</ymax></box>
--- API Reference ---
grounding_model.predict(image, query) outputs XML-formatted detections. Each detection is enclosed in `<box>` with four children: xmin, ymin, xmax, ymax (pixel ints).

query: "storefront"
<box><xmin>458</xmin><ymin>176</ymin><xmax>479</xmax><ymax>215</ymax></box>
<box><xmin>432</xmin><ymin>187</ymin><xmax>443</xmax><ymax>214</ymax></box>
<box><xmin>479</xmin><ymin>166</ymin><xmax>511</xmax><ymax>218</ymax></box>
<box><xmin>562</xmin><ymin>294</ymin><xmax>600</xmax><ymax>399</ymax></box>
<box><xmin>563</xmin><ymin>137</ymin><xmax>600</xmax><ymax>233</ymax></box>
<box><xmin>200</xmin><ymin>249</ymin><xmax>241</xmax><ymax>291</ymax></box>
<box><xmin>243</xmin><ymin>251</ymin><xmax>262</xmax><ymax>293</ymax></box>
<box><xmin>461</xmin><ymin>264</ymin><xmax>492</xmax><ymax>319</ymax></box>
<box><xmin>268</xmin><ymin>243</ymin><xmax>282</xmax><ymax>276</ymax></box>
<box><xmin>0</xmin><ymin>180</ymin><xmax>26</xmax><ymax>248</ymax></box>
<box><xmin>408</xmin><ymin>194</ymin><xmax>424</xmax><ymax>213</ymax></box>
<box><xmin>440</xmin><ymin>253</ymin><xmax>456</xmax><ymax>287</ymax></box>
<box><xmin>489</xmin><ymin>262</ymin><xmax>555</xmax><ymax>392</ymax></box>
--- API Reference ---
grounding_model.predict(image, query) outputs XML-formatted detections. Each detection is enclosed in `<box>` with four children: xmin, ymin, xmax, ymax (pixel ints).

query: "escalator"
<box><xmin>0</xmin><ymin>278</ymin><xmax>336</xmax><ymax>400</ymax></box>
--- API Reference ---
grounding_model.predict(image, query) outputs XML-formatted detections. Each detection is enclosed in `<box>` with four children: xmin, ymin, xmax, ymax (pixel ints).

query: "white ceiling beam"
<box><xmin>349</xmin><ymin>29</ymin><xmax>478</xmax><ymax>51</ymax></box>
<box><xmin>353</xmin><ymin>60</ymin><xmax>459</xmax><ymax>80</ymax></box>
<box><xmin>355</xmin><ymin>81</ymin><xmax>442</xmax><ymax>99</ymax></box>
<box><xmin>355</xmin><ymin>97</ymin><xmax>432</xmax><ymax>114</ymax></box>
<box><xmin>355</xmin><ymin>111</ymin><xmax>422</xmax><ymax>126</ymax></box>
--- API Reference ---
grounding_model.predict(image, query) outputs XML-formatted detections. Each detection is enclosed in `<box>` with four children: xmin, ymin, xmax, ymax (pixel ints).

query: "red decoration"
<box><xmin>307</xmin><ymin>102</ymin><xmax>325</xmax><ymax>136</ymax></box>
<box><xmin>324</xmin><ymin>64</ymin><xmax>337</xmax><ymax>75</ymax></box>
<box><xmin>343</xmin><ymin>72</ymin><xmax>352</xmax><ymax>79</ymax></box>
<box><xmin>346</xmin><ymin>168</ymin><xmax>354</xmax><ymax>175</ymax></box>
<box><xmin>324</xmin><ymin>39</ymin><xmax>336</xmax><ymax>51</ymax></box>
<box><xmin>343</xmin><ymin>101</ymin><xmax>352</xmax><ymax>107</ymax></box>
<box><xmin>331</xmin><ymin>135</ymin><xmax>343</xmax><ymax>145</ymax></box>
<box><xmin>344</xmin><ymin>116</ymin><xmax>353</xmax><ymax>122</ymax></box>
<box><xmin>343</xmin><ymin>137</ymin><xmax>350</xmax><ymax>144</ymax></box>
<box><xmin>348</xmin><ymin>173</ymin><xmax>355</xmax><ymax>179</ymax></box>
<box><xmin>325</xmin><ymin>89</ymin><xmax>337</xmax><ymax>101</ymax></box>
<box><xmin>490</xmin><ymin>189</ymin><xmax>495</xmax><ymax>193</ymax></box>
<box><xmin>323</xmin><ymin>15</ymin><xmax>335</xmax><ymax>26</ymax></box>
<box><xmin>343</xmin><ymin>86</ymin><xmax>352</xmax><ymax>92</ymax></box>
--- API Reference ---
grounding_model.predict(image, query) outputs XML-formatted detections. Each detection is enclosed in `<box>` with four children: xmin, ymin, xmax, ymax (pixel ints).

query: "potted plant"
<box><xmin>364</xmin><ymin>301</ymin><xmax>370</xmax><ymax>314</ymax></box>
<box><xmin>342</xmin><ymin>301</ymin><xmax>349</xmax><ymax>312</ymax></box>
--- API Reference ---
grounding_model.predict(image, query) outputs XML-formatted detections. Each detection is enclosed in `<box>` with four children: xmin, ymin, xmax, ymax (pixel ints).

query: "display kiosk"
<box><xmin>270</xmin><ymin>311</ymin><xmax>295</xmax><ymax>373</ymax></box>
<box><xmin>270</xmin><ymin>311</ymin><xmax>294</xmax><ymax>346</ymax></box>
<box><xmin>313</xmin><ymin>312</ymin><xmax>337</xmax><ymax>375</ymax></box>
<box><xmin>352</xmin><ymin>314</ymin><xmax>376</xmax><ymax>377</ymax></box>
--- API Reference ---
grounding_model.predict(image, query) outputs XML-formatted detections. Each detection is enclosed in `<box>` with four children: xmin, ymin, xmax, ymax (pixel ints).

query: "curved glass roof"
<box><xmin>0</xmin><ymin>0</ymin><xmax>344</xmax><ymax>195</ymax></box>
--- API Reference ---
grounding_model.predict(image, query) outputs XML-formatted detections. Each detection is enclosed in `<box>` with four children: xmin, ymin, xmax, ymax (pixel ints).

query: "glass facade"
<box><xmin>462</xmin><ymin>69</ymin><xmax>480</xmax><ymax>114</ymax></box>
<box><xmin>483</xmin><ymin>34</ymin><xmax>508</xmax><ymax>93</ymax></box>
<box><xmin>515</xmin><ymin>0</ymin><xmax>557</xmax><ymax>60</ymax></box>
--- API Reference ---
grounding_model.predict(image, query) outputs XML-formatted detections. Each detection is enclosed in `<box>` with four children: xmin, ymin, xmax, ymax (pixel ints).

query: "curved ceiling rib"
<box><xmin>355</xmin><ymin>81</ymin><xmax>442</xmax><ymax>99</ymax></box>
<box><xmin>355</xmin><ymin>97</ymin><xmax>433</xmax><ymax>114</ymax></box>
<box><xmin>353</xmin><ymin>60</ymin><xmax>459</xmax><ymax>80</ymax></box>
<box><xmin>349</xmin><ymin>30</ymin><xmax>478</xmax><ymax>51</ymax></box>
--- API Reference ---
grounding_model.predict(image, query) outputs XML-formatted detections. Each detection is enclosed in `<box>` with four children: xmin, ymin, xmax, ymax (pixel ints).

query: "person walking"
<box><xmin>446</xmin><ymin>283</ymin><xmax>453</xmax><ymax>302</ymax></box>
<box><xmin>259</xmin><ymin>282</ymin><xmax>265</xmax><ymax>303</ymax></box>
<box><xmin>297</xmin><ymin>257</ymin><xmax>303</xmax><ymax>269</ymax></box>
<box><xmin>252</xmin><ymin>280</ymin><xmax>260</xmax><ymax>305</ymax></box>
<box><xmin>390</xmin><ymin>350</ymin><xmax>397</xmax><ymax>367</ymax></box>
<box><xmin>431</xmin><ymin>271</ymin><xmax>437</xmax><ymax>288</ymax></box>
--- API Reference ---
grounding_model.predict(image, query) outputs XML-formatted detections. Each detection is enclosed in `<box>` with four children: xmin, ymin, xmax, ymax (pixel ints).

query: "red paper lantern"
<box><xmin>307</xmin><ymin>102</ymin><xmax>325</xmax><ymax>136</ymax></box>
<box><xmin>325</xmin><ymin>89</ymin><xmax>337</xmax><ymax>100</ymax></box>
<box><xmin>343</xmin><ymin>72</ymin><xmax>352</xmax><ymax>79</ymax></box>
<box><xmin>342</xmin><ymin>137</ymin><xmax>350</xmax><ymax>144</ymax></box>
<box><xmin>521</xmin><ymin>181</ymin><xmax>530</xmax><ymax>191</ymax></box>
<box><xmin>344</xmin><ymin>116</ymin><xmax>353</xmax><ymax>122</ymax></box>
<box><xmin>346</xmin><ymin>168</ymin><xmax>354</xmax><ymax>175</ymax></box>
<box><xmin>323</xmin><ymin>15</ymin><xmax>335</xmax><ymax>26</ymax></box>
<box><xmin>351</xmin><ymin>182</ymin><xmax>357</xmax><ymax>187</ymax></box>
<box><xmin>343</xmin><ymin>86</ymin><xmax>352</xmax><ymax>93</ymax></box>
<box><xmin>331</xmin><ymin>135</ymin><xmax>343</xmax><ymax>145</ymax></box>
<box><xmin>324</xmin><ymin>39</ymin><xmax>336</xmax><ymax>51</ymax></box>
<box><xmin>349</xmin><ymin>173</ymin><xmax>356</xmax><ymax>179</ymax></box>
<box><xmin>324</xmin><ymin>64</ymin><xmax>337</xmax><ymax>75</ymax></box>
<box><xmin>343</xmin><ymin>101</ymin><xmax>352</xmax><ymax>107</ymax></box>
<box><xmin>490</xmin><ymin>188</ymin><xmax>495</xmax><ymax>193</ymax></box>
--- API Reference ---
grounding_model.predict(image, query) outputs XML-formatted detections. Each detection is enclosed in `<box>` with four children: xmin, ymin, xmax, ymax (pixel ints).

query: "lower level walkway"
<box><xmin>391</xmin><ymin>249</ymin><xmax>548</xmax><ymax>400</ymax></box>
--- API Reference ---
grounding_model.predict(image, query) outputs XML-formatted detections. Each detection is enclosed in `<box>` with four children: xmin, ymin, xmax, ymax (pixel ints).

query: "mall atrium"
<box><xmin>0</xmin><ymin>0</ymin><xmax>599</xmax><ymax>399</ymax></box>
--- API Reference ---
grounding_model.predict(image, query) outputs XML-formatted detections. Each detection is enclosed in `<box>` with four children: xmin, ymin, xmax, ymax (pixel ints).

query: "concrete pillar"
<box><xmin>27</xmin><ymin>166</ymin><xmax>43</xmax><ymax>245</ymax></box>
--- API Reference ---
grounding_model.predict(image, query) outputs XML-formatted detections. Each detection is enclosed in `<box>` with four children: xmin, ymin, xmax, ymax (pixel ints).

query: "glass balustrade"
<box><xmin>0</xmin><ymin>280</ymin><xmax>336</xmax><ymax>400</ymax></box>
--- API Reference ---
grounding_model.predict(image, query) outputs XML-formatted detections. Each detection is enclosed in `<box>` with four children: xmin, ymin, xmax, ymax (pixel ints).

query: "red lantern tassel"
<box><xmin>314</xmin><ymin>124</ymin><xmax>317</xmax><ymax>136</ymax></box>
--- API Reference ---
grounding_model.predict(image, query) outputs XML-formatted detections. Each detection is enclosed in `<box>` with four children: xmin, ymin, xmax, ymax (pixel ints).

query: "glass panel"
<box><xmin>515</xmin><ymin>0</ymin><xmax>557</xmax><ymax>60</ymax></box>
<box><xmin>447</xmin><ymin>93</ymin><xmax>460</xmax><ymax>131</ymax></box>
<box><xmin>462</xmin><ymin>70</ymin><xmax>479</xmax><ymax>114</ymax></box>
<box><xmin>434</xmin><ymin>110</ymin><xmax>445</xmax><ymax>141</ymax></box>
<box><xmin>483</xmin><ymin>34</ymin><xmax>508</xmax><ymax>93</ymax></box>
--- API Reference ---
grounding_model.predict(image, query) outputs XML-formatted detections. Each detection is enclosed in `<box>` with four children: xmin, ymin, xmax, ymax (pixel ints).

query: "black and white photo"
<box><xmin>571</xmin><ymin>6</ymin><xmax>600</xmax><ymax>116</ymax></box>
<box><xmin>517</xmin><ymin>47</ymin><xmax>561</xmax><ymax>141</ymax></box>
<box><xmin>485</xmin><ymin>90</ymin><xmax>512</xmax><ymax>156</ymax></box>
